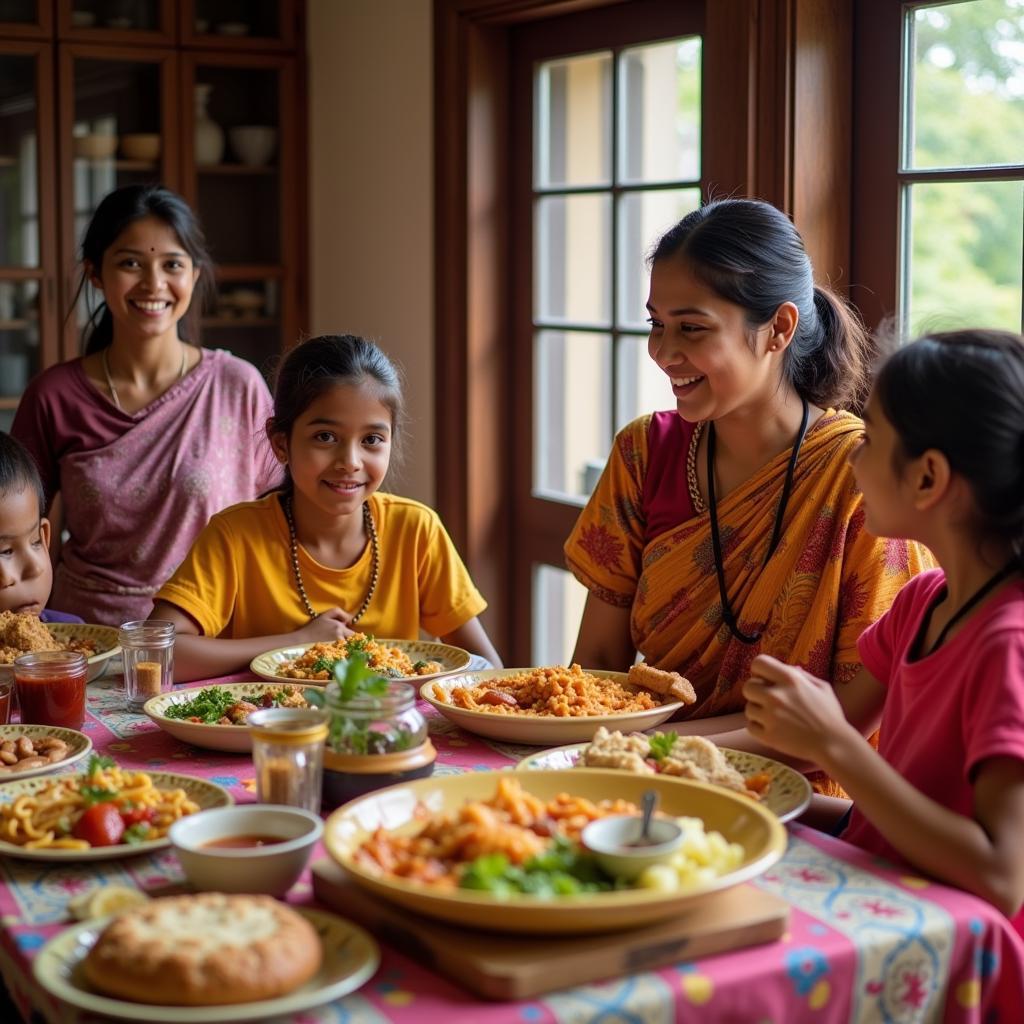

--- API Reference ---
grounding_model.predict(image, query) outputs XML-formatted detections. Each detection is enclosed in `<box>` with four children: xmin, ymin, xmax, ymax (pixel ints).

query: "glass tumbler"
<box><xmin>13</xmin><ymin>651</ymin><xmax>87</xmax><ymax>729</ymax></box>
<box><xmin>119</xmin><ymin>620</ymin><xmax>175</xmax><ymax>711</ymax></box>
<box><xmin>248</xmin><ymin>708</ymin><xmax>329</xmax><ymax>813</ymax></box>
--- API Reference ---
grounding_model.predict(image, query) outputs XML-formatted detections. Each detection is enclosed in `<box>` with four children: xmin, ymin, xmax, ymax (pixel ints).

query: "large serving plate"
<box><xmin>0</xmin><ymin>724</ymin><xmax>92</xmax><ymax>782</ymax></box>
<box><xmin>250</xmin><ymin>639</ymin><xmax>471</xmax><ymax>685</ymax></box>
<box><xmin>323</xmin><ymin>768</ymin><xmax>786</xmax><ymax>935</ymax></box>
<box><xmin>143</xmin><ymin>682</ymin><xmax>325</xmax><ymax>753</ymax></box>
<box><xmin>33</xmin><ymin>907</ymin><xmax>379</xmax><ymax>1022</ymax></box>
<box><xmin>0</xmin><ymin>771</ymin><xmax>232</xmax><ymax>861</ymax></box>
<box><xmin>0</xmin><ymin>623</ymin><xmax>120</xmax><ymax>685</ymax></box>
<box><xmin>516</xmin><ymin>743</ymin><xmax>812</xmax><ymax>824</ymax></box>
<box><xmin>421</xmin><ymin>669</ymin><xmax>685</xmax><ymax>745</ymax></box>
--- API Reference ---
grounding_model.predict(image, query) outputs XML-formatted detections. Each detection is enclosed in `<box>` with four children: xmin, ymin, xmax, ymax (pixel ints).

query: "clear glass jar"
<box><xmin>119</xmin><ymin>620</ymin><xmax>175</xmax><ymax>711</ymax></box>
<box><xmin>324</xmin><ymin>681</ymin><xmax>427</xmax><ymax>756</ymax></box>
<box><xmin>248</xmin><ymin>707</ymin><xmax>329</xmax><ymax>812</ymax></box>
<box><xmin>13</xmin><ymin>651</ymin><xmax>87</xmax><ymax>730</ymax></box>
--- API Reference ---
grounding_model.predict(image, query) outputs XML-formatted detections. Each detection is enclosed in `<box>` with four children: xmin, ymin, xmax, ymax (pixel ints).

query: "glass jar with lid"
<box><xmin>248</xmin><ymin>707</ymin><xmax>329</xmax><ymax>813</ymax></box>
<box><xmin>320</xmin><ymin>680</ymin><xmax>435</xmax><ymax>810</ymax></box>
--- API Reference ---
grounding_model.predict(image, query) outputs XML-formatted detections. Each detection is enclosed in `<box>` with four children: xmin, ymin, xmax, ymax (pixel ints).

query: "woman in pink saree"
<box><xmin>12</xmin><ymin>186</ymin><xmax>278</xmax><ymax>624</ymax></box>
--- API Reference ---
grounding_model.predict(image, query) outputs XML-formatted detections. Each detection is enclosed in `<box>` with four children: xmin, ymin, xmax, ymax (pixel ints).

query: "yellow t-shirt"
<box><xmin>156</xmin><ymin>492</ymin><xmax>486</xmax><ymax>640</ymax></box>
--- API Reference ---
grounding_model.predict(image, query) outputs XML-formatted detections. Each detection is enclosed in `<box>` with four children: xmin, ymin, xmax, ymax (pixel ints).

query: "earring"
<box><xmin>768</xmin><ymin>343</ymin><xmax>778</xmax><ymax>351</ymax></box>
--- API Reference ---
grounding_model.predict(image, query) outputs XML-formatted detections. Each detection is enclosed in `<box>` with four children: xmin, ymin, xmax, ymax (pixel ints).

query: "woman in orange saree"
<box><xmin>565</xmin><ymin>200</ymin><xmax>933</xmax><ymax>796</ymax></box>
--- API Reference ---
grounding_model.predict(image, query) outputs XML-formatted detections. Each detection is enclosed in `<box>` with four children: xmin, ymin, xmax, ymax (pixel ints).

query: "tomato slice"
<box><xmin>72</xmin><ymin>803</ymin><xmax>126</xmax><ymax>847</ymax></box>
<box><xmin>119</xmin><ymin>806</ymin><xmax>154</xmax><ymax>827</ymax></box>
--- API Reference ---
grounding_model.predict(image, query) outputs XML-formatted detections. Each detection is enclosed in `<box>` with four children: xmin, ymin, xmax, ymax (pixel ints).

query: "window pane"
<box><xmin>1</xmin><ymin>1</ymin><xmax>36</xmax><ymax>23</ymax></box>
<box><xmin>74</xmin><ymin>1</ymin><xmax>161</xmax><ymax>31</ymax></box>
<box><xmin>535</xmin><ymin>194</ymin><xmax>611</xmax><ymax>326</ymax></box>
<box><xmin>619</xmin><ymin>37</ymin><xmax>701</xmax><ymax>185</ymax></box>
<box><xmin>908</xmin><ymin>0</ymin><xmax>1024</xmax><ymax>170</ymax></box>
<box><xmin>535</xmin><ymin>52</ymin><xmax>612</xmax><ymax>189</ymax></box>
<box><xmin>0</xmin><ymin>56</ymin><xmax>38</xmax><ymax>268</ymax></box>
<box><xmin>532</xmin><ymin>564</ymin><xmax>588</xmax><ymax>667</ymax></box>
<box><xmin>617</xmin><ymin>188</ymin><xmax>701</xmax><ymax>330</ymax></box>
<box><xmin>616</xmin><ymin>334</ymin><xmax>674</xmax><ymax>431</ymax></box>
<box><xmin>905</xmin><ymin>179</ymin><xmax>1023</xmax><ymax>334</ymax></box>
<box><xmin>534</xmin><ymin>330</ymin><xmax>612</xmax><ymax>499</ymax></box>
<box><xmin>0</xmin><ymin>280</ymin><xmax>41</xmax><ymax>396</ymax></box>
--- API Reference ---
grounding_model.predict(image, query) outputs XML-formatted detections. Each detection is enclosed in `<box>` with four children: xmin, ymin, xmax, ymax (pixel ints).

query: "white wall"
<box><xmin>307</xmin><ymin>0</ymin><xmax>435</xmax><ymax>505</ymax></box>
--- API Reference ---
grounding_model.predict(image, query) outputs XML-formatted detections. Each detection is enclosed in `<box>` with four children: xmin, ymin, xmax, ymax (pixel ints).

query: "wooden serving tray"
<box><xmin>311</xmin><ymin>859</ymin><xmax>788</xmax><ymax>1000</ymax></box>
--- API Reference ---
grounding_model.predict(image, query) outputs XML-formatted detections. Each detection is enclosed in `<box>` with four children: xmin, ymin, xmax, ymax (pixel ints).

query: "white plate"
<box><xmin>421</xmin><ymin>669</ymin><xmax>685</xmax><ymax>745</ymax></box>
<box><xmin>250</xmin><ymin>638</ymin><xmax>472</xmax><ymax>685</ymax></box>
<box><xmin>33</xmin><ymin>907</ymin><xmax>379</xmax><ymax>1022</ymax></box>
<box><xmin>0</xmin><ymin>622</ymin><xmax>120</xmax><ymax>684</ymax></box>
<box><xmin>0</xmin><ymin>724</ymin><xmax>92</xmax><ymax>782</ymax></box>
<box><xmin>0</xmin><ymin>771</ymin><xmax>232</xmax><ymax>861</ymax></box>
<box><xmin>517</xmin><ymin>743</ymin><xmax>813</xmax><ymax>823</ymax></box>
<box><xmin>144</xmin><ymin>682</ymin><xmax>324</xmax><ymax>753</ymax></box>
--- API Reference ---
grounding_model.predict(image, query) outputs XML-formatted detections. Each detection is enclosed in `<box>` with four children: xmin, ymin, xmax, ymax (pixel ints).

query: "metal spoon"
<box><xmin>631</xmin><ymin>789</ymin><xmax>659</xmax><ymax>847</ymax></box>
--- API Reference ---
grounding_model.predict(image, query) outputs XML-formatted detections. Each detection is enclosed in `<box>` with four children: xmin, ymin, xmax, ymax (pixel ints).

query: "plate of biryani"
<box><xmin>0</xmin><ymin>613</ymin><xmax>120</xmax><ymax>683</ymax></box>
<box><xmin>421</xmin><ymin>663</ymin><xmax>695</xmax><ymax>744</ymax></box>
<box><xmin>516</xmin><ymin>729</ymin><xmax>813</xmax><ymax>823</ymax></box>
<box><xmin>143</xmin><ymin>683</ymin><xmax>324</xmax><ymax>753</ymax></box>
<box><xmin>250</xmin><ymin>634</ymin><xmax>471</xmax><ymax>685</ymax></box>
<box><xmin>323</xmin><ymin>769</ymin><xmax>786</xmax><ymax>934</ymax></box>
<box><xmin>0</xmin><ymin>756</ymin><xmax>231</xmax><ymax>861</ymax></box>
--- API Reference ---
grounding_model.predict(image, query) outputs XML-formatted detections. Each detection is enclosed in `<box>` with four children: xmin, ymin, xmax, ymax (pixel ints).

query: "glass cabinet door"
<box><xmin>0</xmin><ymin>1</ymin><xmax>51</xmax><ymax>37</ymax></box>
<box><xmin>59</xmin><ymin>46</ymin><xmax>177</xmax><ymax>346</ymax></box>
<box><xmin>60</xmin><ymin>1</ymin><xmax>174</xmax><ymax>42</ymax></box>
<box><xmin>184</xmin><ymin>0</ymin><xmax>295</xmax><ymax>50</ymax></box>
<box><xmin>184</xmin><ymin>54</ymin><xmax>297</xmax><ymax>373</ymax></box>
<box><xmin>0</xmin><ymin>42</ymin><xmax>58</xmax><ymax>428</ymax></box>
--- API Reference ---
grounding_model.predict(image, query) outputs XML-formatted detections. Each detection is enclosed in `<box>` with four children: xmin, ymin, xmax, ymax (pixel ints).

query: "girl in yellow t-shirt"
<box><xmin>153</xmin><ymin>334</ymin><xmax>502</xmax><ymax>681</ymax></box>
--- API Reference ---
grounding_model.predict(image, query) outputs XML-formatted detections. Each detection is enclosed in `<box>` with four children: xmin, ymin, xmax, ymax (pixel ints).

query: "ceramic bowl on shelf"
<box><xmin>229</xmin><ymin>126</ymin><xmax>277</xmax><ymax>167</ymax></box>
<box><xmin>73</xmin><ymin>134</ymin><xmax>118</xmax><ymax>160</ymax></box>
<box><xmin>70</xmin><ymin>10</ymin><xmax>96</xmax><ymax>28</ymax></box>
<box><xmin>119</xmin><ymin>134</ymin><xmax>160</xmax><ymax>162</ymax></box>
<box><xmin>217</xmin><ymin>21</ymin><xmax>250</xmax><ymax>36</ymax></box>
<box><xmin>169</xmin><ymin>805</ymin><xmax>323</xmax><ymax>897</ymax></box>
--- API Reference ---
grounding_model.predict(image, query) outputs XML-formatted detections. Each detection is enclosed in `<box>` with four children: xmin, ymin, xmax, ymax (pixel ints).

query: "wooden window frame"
<box><xmin>436</xmin><ymin>0</ymin><xmax>854</xmax><ymax>663</ymax></box>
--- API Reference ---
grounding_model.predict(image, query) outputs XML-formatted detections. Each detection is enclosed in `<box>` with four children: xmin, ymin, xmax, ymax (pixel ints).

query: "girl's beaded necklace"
<box><xmin>284</xmin><ymin>494</ymin><xmax>379</xmax><ymax>625</ymax></box>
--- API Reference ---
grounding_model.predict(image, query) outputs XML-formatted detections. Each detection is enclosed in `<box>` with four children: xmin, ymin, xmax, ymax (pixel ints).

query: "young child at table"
<box><xmin>743</xmin><ymin>329</ymin><xmax>1024</xmax><ymax>927</ymax></box>
<box><xmin>152</xmin><ymin>334</ymin><xmax>502</xmax><ymax>680</ymax></box>
<box><xmin>0</xmin><ymin>432</ymin><xmax>82</xmax><ymax>624</ymax></box>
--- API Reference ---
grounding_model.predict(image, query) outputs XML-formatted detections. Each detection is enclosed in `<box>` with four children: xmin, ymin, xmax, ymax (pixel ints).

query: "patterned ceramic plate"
<box><xmin>0</xmin><ymin>623</ymin><xmax>120</xmax><ymax>685</ymax></box>
<box><xmin>143</xmin><ymin>682</ymin><xmax>325</xmax><ymax>753</ymax></box>
<box><xmin>0</xmin><ymin>771</ymin><xmax>232</xmax><ymax>861</ymax></box>
<box><xmin>250</xmin><ymin>638</ymin><xmax>472</xmax><ymax>685</ymax></box>
<box><xmin>421</xmin><ymin>669</ymin><xmax>685</xmax><ymax>745</ymax></box>
<box><xmin>33</xmin><ymin>907</ymin><xmax>379</xmax><ymax>1022</ymax></box>
<box><xmin>516</xmin><ymin>743</ymin><xmax>813</xmax><ymax>823</ymax></box>
<box><xmin>0</xmin><ymin>725</ymin><xmax>92</xmax><ymax>783</ymax></box>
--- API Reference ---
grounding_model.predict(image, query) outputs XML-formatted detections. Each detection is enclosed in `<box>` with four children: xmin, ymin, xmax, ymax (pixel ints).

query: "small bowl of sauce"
<box><xmin>169</xmin><ymin>806</ymin><xmax>322</xmax><ymax>896</ymax></box>
<box><xmin>581</xmin><ymin>814</ymin><xmax>685</xmax><ymax>881</ymax></box>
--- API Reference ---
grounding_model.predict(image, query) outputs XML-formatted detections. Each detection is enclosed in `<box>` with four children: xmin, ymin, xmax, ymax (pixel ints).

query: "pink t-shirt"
<box><xmin>845</xmin><ymin>568</ymin><xmax>1024</xmax><ymax>927</ymax></box>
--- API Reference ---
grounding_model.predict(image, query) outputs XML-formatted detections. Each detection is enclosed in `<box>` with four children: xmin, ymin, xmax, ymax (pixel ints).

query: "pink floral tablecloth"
<box><xmin>1</xmin><ymin>671</ymin><xmax>1022</xmax><ymax>1023</ymax></box>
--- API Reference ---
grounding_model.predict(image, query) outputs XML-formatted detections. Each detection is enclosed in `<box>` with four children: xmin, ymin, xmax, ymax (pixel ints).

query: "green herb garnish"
<box><xmin>647</xmin><ymin>732</ymin><xmax>678</xmax><ymax>762</ymax></box>
<box><xmin>458</xmin><ymin>836</ymin><xmax>614</xmax><ymax>897</ymax></box>
<box><xmin>310</xmin><ymin>655</ymin><xmax>336</xmax><ymax>675</ymax></box>
<box><xmin>122</xmin><ymin>823</ymin><xmax>152</xmax><ymax>845</ymax></box>
<box><xmin>163</xmin><ymin>687</ymin><xmax>238</xmax><ymax>723</ymax></box>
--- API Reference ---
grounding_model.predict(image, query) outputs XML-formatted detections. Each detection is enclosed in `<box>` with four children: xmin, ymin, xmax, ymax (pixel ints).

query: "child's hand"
<box><xmin>291</xmin><ymin>607</ymin><xmax>354</xmax><ymax>644</ymax></box>
<box><xmin>743</xmin><ymin>654</ymin><xmax>852</xmax><ymax>762</ymax></box>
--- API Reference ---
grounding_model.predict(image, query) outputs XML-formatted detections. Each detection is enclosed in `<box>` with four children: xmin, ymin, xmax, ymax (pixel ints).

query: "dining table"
<box><xmin>1</xmin><ymin>667</ymin><xmax>1022</xmax><ymax>1024</ymax></box>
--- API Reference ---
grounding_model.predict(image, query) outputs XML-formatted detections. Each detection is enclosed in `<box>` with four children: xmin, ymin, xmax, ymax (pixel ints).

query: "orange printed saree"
<box><xmin>565</xmin><ymin>409</ymin><xmax>933</xmax><ymax>740</ymax></box>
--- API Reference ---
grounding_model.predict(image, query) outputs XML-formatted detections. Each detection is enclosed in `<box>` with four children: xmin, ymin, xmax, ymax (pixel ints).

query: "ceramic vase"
<box><xmin>194</xmin><ymin>84</ymin><xmax>224</xmax><ymax>165</ymax></box>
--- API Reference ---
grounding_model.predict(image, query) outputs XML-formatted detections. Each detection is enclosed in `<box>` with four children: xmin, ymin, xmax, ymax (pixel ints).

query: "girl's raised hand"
<box><xmin>743</xmin><ymin>654</ymin><xmax>852</xmax><ymax>762</ymax></box>
<box><xmin>291</xmin><ymin>607</ymin><xmax>354</xmax><ymax>644</ymax></box>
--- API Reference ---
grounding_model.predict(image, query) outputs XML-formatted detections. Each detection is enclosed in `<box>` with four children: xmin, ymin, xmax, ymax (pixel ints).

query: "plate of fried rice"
<box><xmin>0</xmin><ymin>614</ymin><xmax>120</xmax><ymax>684</ymax></box>
<box><xmin>422</xmin><ymin>666</ymin><xmax>686</xmax><ymax>744</ymax></box>
<box><xmin>250</xmin><ymin>634</ymin><xmax>471</xmax><ymax>685</ymax></box>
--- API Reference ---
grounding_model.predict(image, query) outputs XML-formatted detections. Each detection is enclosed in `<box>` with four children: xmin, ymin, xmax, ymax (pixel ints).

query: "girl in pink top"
<box><xmin>744</xmin><ymin>329</ymin><xmax>1024</xmax><ymax>928</ymax></box>
<box><xmin>12</xmin><ymin>186</ymin><xmax>278</xmax><ymax>625</ymax></box>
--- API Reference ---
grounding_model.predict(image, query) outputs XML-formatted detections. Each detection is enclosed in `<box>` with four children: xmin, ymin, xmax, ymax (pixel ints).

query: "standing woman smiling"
<box><xmin>564</xmin><ymin>200</ymin><xmax>933</xmax><ymax>787</ymax></box>
<box><xmin>12</xmin><ymin>185</ymin><xmax>279</xmax><ymax>624</ymax></box>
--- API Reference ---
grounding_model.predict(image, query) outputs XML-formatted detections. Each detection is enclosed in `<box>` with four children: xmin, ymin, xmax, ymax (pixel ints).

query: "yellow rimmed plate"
<box><xmin>0</xmin><ymin>623</ymin><xmax>120</xmax><ymax>685</ymax></box>
<box><xmin>143</xmin><ymin>682</ymin><xmax>325</xmax><ymax>753</ymax></box>
<box><xmin>421</xmin><ymin>669</ymin><xmax>684</xmax><ymax>745</ymax></box>
<box><xmin>516</xmin><ymin>743</ymin><xmax>813</xmax><ymax>823</ymax></box>
<box><xmin>0</xmin><ymin>724</ymin><xmax>92</xmax><ymax>782</ymax></box>
<box><xmin>250</xmin><ymin>638</ymin><xmax>471</xmax><ymax>685</ymax></box>
<box><xmin>323</xmin><ymin>768</ymin><xmax>787</xmax><ymax>934</ymax></box>
<box><xmin>33</xmin><ymin>907</ymin><xmax>379</xmax><ymax>1022</ymax></box>
<box><xmin>0</xmin><ymin>771</ymin><xmax>232</xmax><ymax>861</ymax></box>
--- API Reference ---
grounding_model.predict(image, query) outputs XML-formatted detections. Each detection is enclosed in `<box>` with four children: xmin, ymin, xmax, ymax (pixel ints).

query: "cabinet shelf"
<box><xmin>0</xmin><ymin>319</ymin><xmax>31</xmax><ymax>329</ymax></box>
<box><xmin>0</xmin><ymin>398</ymin><xmax>20</xmax><ymax>410</ymax></box>
<box><xmin>197</xmin><ymin>163</ymin><xmax>278</xmax><ymax>176</ymax></box>
<box><xmin>73</xmin><ymin>158</ymin><xmax>159</xmax><ymax>172</ymax></box>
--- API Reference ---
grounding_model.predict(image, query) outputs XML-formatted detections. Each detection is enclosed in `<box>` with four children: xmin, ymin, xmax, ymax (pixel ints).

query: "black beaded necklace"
<box><xmin>910</xmin><ymin>560</ymin><xmax>1019</xmax><ymax>660</ymax></box>
<box><xmin>283</xmin><ymin>494</ymin><xmax>379</xmax><ymax>625</ymax></box>
<box><xmin>707</xmin><ymin>398</ymin><xmax>810</xmax><ymax>645</ymax></box>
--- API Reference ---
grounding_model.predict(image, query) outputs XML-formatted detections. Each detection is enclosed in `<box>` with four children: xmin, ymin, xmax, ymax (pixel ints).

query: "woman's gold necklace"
<box><xmin>102</xmin><ymin>344</ymin><xmax>187</xmax><ymax>412</ymax></box>
<box><xmin>685</xmin><ymin>421</ymin><xmax>707</xmax><ymax>514</ymax></box>
<box><xmin>284</xmin><ymin>494</ymin><xmax>379</xmax><ymax>625</ymax></box>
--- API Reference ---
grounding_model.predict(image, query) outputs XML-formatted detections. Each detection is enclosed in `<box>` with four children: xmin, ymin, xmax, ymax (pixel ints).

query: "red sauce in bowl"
<box><xmin>200</xmin><ymin>834</ymin><xmax>287</xmax><ymax>849</ymax></box>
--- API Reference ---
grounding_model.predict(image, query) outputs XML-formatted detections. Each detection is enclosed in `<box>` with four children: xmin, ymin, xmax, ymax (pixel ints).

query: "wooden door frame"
<box><xmin>435</xmin><ymin>0</ymin><xmax>854</xmax><ymax>663</ymax></box>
